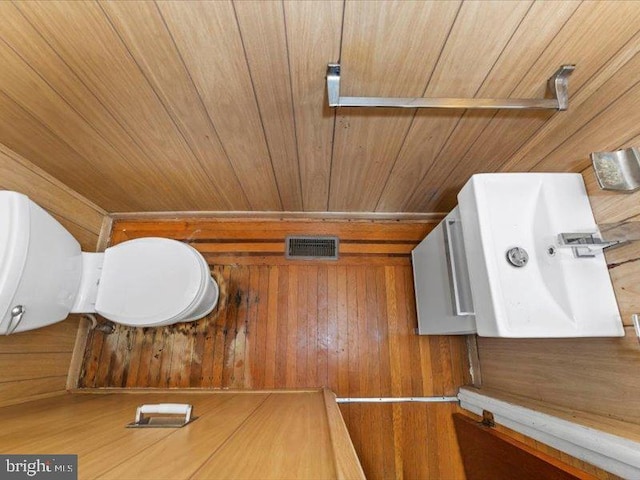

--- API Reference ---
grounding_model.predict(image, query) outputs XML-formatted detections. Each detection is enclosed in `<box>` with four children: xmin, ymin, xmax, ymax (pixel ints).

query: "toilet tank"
<box><xmin>0</xmin><ymin>192</ymin><xmax>83</xmax><ymax>335</ymax></box>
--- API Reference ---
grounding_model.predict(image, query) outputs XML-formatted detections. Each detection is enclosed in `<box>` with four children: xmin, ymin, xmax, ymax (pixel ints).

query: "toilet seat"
<box><xmin>95</xmin><ymin>238</ymin><xmax>210</xmax><ymax>327</ymax></box>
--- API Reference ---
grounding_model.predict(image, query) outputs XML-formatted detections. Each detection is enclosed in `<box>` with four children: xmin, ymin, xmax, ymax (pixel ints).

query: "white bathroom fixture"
<box><xmin>457</xmin><ymin>173</ymin><xmax>623</xmax><ymax>337</ymax></box>
<box><xmin>0</xmin><ymin>191</ymin><xmax>218</xmax><ymax>335</ymax></box>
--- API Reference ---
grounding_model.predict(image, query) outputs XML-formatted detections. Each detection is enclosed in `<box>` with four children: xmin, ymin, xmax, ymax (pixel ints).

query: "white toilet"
<box><xmin>0</xmin><ymin>191</ymin><xmax>219</xmax><ymax>335</ymax></box>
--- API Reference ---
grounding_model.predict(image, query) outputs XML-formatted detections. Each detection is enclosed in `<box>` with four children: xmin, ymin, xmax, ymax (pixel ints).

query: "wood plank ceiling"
<box><xmin>1</xmin><ymin>0</ymin><xmax>640</xmax><ymax>213</ymax></box>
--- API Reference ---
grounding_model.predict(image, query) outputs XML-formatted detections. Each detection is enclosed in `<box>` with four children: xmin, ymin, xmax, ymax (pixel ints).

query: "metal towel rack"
<box><xmin>326</xmin><ymin>63</ymin><xmax>575</xmax><ymax>111</ymax></box>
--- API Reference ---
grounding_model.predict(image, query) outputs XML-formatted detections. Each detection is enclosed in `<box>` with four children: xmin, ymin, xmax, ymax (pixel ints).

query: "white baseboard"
<box><xmin>458</xmin><ymin>388</ymin><xmax>640</xmax><ymax>478</ymax></box>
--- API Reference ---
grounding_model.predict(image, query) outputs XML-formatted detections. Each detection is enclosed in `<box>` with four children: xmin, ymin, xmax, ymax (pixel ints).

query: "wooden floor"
<box><xmin>79</xmin><ymin>218</ymin><xmax>470</xmax><ymax>479</ymax></box>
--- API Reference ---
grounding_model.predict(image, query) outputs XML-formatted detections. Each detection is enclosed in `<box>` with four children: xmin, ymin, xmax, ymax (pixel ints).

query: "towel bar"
<box><xmin>326</xmin><ymin>63</ymin><xmax>574</xmax><ymax>111</ymax></box>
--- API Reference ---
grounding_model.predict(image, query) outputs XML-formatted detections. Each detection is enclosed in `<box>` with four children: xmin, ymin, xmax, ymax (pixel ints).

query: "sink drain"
<box><xmin>506</xmin><ymin>247</ymin><xmax>529</xmax><ymax>267</ymax></box>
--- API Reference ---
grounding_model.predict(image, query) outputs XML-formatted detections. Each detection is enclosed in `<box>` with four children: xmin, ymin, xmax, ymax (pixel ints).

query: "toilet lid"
<box><xmin>95</xmin><ymin>238</ymin><xmax>207</xmax><ymax>326</ymax></box>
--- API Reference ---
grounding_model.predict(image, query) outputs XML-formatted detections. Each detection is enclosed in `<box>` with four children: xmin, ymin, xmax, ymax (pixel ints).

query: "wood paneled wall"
<box><xmin>0</xmin><ymin>142</ymin><xmax>105</xmax><ymax>407</ymax></box>
<box><xmin>476</xmin><ymin>136</ymin><xmax>640</xmax><ymax>441</ymax></box>
<box><xmin>1</xmin><ymin>1</ymin><xmax>640</xmax><ymax>213</ymax></box>
<box><xmin>0</xmin><ymin>390</ymin><xmax>364</xmax><ymax>480</ymax></box>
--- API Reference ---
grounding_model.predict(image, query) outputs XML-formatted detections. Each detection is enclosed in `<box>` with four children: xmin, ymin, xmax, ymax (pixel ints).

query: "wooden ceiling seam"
<box><xmin>2</xmin><ymin>1</ymin><xmax>639</xmax><ymax>214</ymax></box>
<box><xmin>410</xmin><ymin>0</ymin><xmax>578</xmax><ymax>211</ymax></box>
<box><xmin>98</xmin><ymin>1</ymin><xmax>242</xmax><ymax>212</ymax></box>
<box><xmin>389</xmin><ymin>0</ymin><xmax>532</xmax><ymax>211</ymax></box>
<box><xmin>523</xmin><ymin>52</ymin><xmax>640</xmax><ymax>175</ymax></box>
<box><xmin>373</xmin><ymin>0</ymin><xmax>534</xmax><ymax>212</ymax></box>
<box><xmin>0</xmin><ymin>88</ymin><xmax>141</xmax><ymax>209</ymax></box>
<box><xmin>3</xmin><ymin>3</ymin><xmax>187</xmax><ymax>211</ymax></box>
<box><xmin>152</xmin><ymin>1</ymin><xmax>251</xmax><ymax>209</ymax></box>
<box><xmin>372</xmin><ymin>0</ymin><xmax>465</xmax><ymax>212</ymax></box>
<box><xmin>131</xmin><ymin>1</ymin><xmax>251</xmax><ymax>210</ymax></box>
<box><xmin>279</xmin><ymin>0</ymin><xmax>305</xmax><ymax>211</ymax></box>
<box><xmin>0</xmin><ymin>21</ymin><xmax>151</xmax><ymax>209</ymax></box>
<box><xmin>401</xmin><ymin>0</ymin><xmax>582</xmax><ymax>212</ymax></box>
<box><xmin>156</xmin><ymin>1</ymin><xmax>283</xmax><ymax>210</ymax></box>
<box><xmin>325</xmin><ymin>0</ymin><xmax>347</xmax><ymax>212</ymax></box>
<box><xmin>528</xmin><ymin>76</ymin><xmax>640</xmax><ymax>172</ymax></box>
<box><xmin>8</xmin><ymin>1</ymin><xmax>215</xmax><ymax>210</ymax></box>
<box><xmin>329</xmin><ymin>0</ymin><xmax>464</xmax><ymax>211</ymax></box>
<box><xmin>425</xmin><ymin>1</ymin><xmax>640</xmax><ymax>211</ymax></box>
<box><xmin>230</xmin><ymin>1</ymin><xmax>285</xmax><ymax>212</ymax></box>
<box><xmin>0</xmin><ymin>143</ymin><xmax>107</xmax><ymax>218</ymax></box>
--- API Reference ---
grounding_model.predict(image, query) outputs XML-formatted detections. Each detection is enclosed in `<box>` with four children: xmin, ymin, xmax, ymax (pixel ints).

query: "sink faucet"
<box><xmin>557</xmin><ymin>232</ymin><xmax>624</xmax><ymax>258</ymax></box>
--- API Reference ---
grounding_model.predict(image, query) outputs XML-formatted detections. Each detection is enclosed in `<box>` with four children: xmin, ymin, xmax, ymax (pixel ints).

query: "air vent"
<box><xmin>285</xmin><ymin>236</ymin><xmax>339</xmax><ymax>260</ymax></box>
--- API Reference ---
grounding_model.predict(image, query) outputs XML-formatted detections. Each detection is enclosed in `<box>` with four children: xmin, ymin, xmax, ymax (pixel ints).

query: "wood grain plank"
<box><xmin>336</xmin><ymin>266</ymin><xmax>350</xmax><ymax>397</ymax></box>
<box><xmin>100</xmin><ymin>0</ymin><xmax>249</xmax><ymax>210</ymax></box>
<box><xmin>220</xmin><ymin>267</ymin><xmax>240</xmax><ymax>387</ymax></box>
<box><xmin>0</xmin><ymin>144</ymin><xmax>104</xmax><ymax>233</ymax></box>
<box><xmin>402</xmin><ymin>266</ymin><xmax>426</xmax><ymax>396</ymax></box>
<box><xmin>231</xmin><ymin>266</ymin><xmax>250</xmax><ymax>388</ymax></box>
<box><xmin>531</xmin><ymin>78</ymin><xmax>640</xmax><ymax>174</ymax></box>
<box><xmin>284</xmin><ymin>0</ymin><xmax>343</xmax><ymax>210</ymax></box>
<box><xmin>245</xmin><ymin>266</ymin><xmax>261</xmax><ymax>389</ymax></box>
<box><xmin>98</xmin><ymin>394</ymin><xmax>266</xmax><ymax>480</ymax></box>
<box><xmin>0</xmin><ymin>91</ymin><xmax>135</xmax><ymax>211</ymax></box>
<box><xmin>263</xmin><ymin>266</ymin><xmax>279</xmax><ymax>389</ymax></box>
<box><xmin>322</xmin><ymin>389</ymin><xmax>366</xmax><ymax>480</ymax></box>
<box><xmin>113</xmin><ymin>219</ymin><xmax>433</xmax><ymax>242</ymax></box>
<box><xmin>285</xmin><ymin>265</ymin><xmax>299</xmax><ymax>387</ymax></box>
<box><xmin>478</xmin><ymin>326</ymin><xmax>640</xmax><ymax>423</ymax></box>
<box><xmin>355</xmin><ymin>268</ymin><xmax>370</xmax><ymax>396</ymax></box>
<box><xmin>192</xmin><ymin>393</ymin><xmax>336</xmax><ymax>480</ymax></box>
<box><xmin>330</xmin><ymin>0</ymin><xmax>462</xmax><ymax>211</ymax></box>
<box><xmin>0</xmin><ymin>2</ymin><xmax>186</xmax><ymax>211</ymax></box>
<box><xmin>202</xmin><ymin>254</ymin><xmax>413</xmax><ymax>267</ymax></box>
<box><xmin>392</xmin><ymin>266</ymin><xmax>414</xmax><ymax>397</ymax></box>
<box><xmin>15</xmin><ymin>1</ymin><xmax>217</xmax><ymax>210</ymax></box>
<box><xmin>0</xmin><ymin>352</ymin><xmax>70</xmax><ymax>382</ymax></box>
<box><xmin>296</xmin><ymin>265</ymin><xmax>309</xmax><ymax>386</ymax></box>
<box><xmin>346</xmin><ymin>268</ymin><xmax>360</xmax><ymax>398</ymax></box>
<box><xmin>0</xmin><ymin>319</ymin><xmax>78</xmax><ymax>354</ymax></box>
<box><xmin>327</xmin><ymin>266</ymin><xmax>339</xmax><ymax>390</ymax></box>
<box><xmin>305</xmin><ymin>266</ymin><xmax>319</xmax><ymax>388</ymax></box>
<box><xmin>275</xmin><ymin>266</ymin><xmax>289</xmax><ymax>388</ymax></box>
<box><xmin>157</xmin><ymin>0</ymin><xmax>281</xmax><ymax>210</ymax></box>
<box><xmin>0</xmin><ymin>377</ymin><xmax>67</xmax><ymax>408</ymax></box>
<box><xmin>385</xmin><ymin>266</ymin><xmax>404</xmax><ymax>398</ymax></box>
<box><xmin>316</xmin><ymin>266</ymin><xmax>329</xmax><ymax>388</ymax></box>
<box><xmin>110</xmin><ymin>327</ymin><xmax>135</xmax><ymax>388</ymax></box>
<box><xmin>234</xmin><ymin>0</ymin><xmax>302</xmax><ymax>210</ymax></box>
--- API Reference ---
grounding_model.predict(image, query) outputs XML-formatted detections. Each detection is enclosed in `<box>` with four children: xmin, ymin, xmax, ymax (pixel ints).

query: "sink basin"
<box><xmin>458</xmin><ymin>173</ymin><xmax>623</xmax><ymax>337</ymax></box>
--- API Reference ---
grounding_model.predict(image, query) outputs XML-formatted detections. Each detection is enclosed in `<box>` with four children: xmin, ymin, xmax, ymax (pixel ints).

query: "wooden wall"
<box><xmin>0</xmin><ymin>143</ymin><xmax>105</xmax><ymax>407</ymax></box>
<box><xmin>0</xmin><ymin>390</ymin><xmax>364</xmax><ymax>480</ymax></box>
<box><xmin>1</xmin><ymin>1</ymin><xmax>639</xmax><ymax>213</ymax></box>
<box><xmin>476</xmin><ymin>134</ymin><xmax>640</xmax><ymax>440</ymax></box>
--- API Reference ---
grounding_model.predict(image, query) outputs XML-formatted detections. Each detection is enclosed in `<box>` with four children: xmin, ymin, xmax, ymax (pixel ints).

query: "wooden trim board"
<box><xmin>108</xmin><ymin>210</ymin><xmax>446</xmax><ymax>222</ymax></box>
<box><xmin>458</xmin><ymin>387</ymin><xmax>640</xmax><ymax>478</ymax></box>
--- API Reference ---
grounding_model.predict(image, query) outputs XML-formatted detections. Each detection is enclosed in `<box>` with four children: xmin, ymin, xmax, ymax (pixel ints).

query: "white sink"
<box><xmin>458</xmin><ymin>173</ymin><xmax>623</xmax><ymax>338</ymax></box>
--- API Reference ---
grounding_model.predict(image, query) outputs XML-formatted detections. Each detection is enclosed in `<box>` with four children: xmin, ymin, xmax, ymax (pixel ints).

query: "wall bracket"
<box><xmin>326</xmin><ymin>63</ymin><xmax>575</xmax><ymax>111</ymax></box>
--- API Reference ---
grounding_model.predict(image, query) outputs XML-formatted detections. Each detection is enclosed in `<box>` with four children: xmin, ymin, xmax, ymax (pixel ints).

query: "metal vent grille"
<box><xmin>285</xmin><ymin>236</ymin><xmax>339</xmax><ymax>260</ymax></box>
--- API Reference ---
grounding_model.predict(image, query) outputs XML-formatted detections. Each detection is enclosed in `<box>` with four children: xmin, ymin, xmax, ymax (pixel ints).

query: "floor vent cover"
<box><xmin>285</xmin><ymin>236</ymin><xmax>339</xmax><ymax>260</ymax></box>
